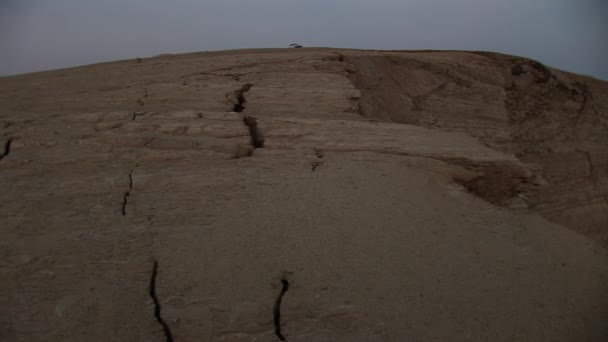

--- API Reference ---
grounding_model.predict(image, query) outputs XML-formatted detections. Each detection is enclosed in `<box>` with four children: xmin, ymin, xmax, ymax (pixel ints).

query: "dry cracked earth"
<box><xmin>1</xmin><ymin>48</ymin><xmax>608</xmax><ymax>341</ymax></box>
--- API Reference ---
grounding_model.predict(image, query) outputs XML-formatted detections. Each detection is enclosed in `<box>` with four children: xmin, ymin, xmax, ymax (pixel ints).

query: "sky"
<box><xmin>1</xmin><ymin>0</ymin><xmax>607</xmax><ymax>79</ymax></box>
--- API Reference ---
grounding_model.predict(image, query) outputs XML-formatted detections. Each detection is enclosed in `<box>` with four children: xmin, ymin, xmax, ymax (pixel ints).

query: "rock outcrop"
<box><xmin>1</xmin><ymin>48</ymin><xmax>607</xmax><ymax>341</ymax></box>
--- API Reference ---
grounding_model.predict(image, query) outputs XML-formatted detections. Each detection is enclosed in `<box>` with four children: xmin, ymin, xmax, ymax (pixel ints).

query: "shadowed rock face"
<box><xmin>0</xmin><ymin>48</ymin><xmax>607</xmax><ymax>341</ymax></box>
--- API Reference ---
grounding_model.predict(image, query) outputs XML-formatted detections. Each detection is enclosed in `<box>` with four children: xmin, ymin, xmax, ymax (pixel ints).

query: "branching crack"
<box><xmin>233</xmin><ymin>83</ymin><xmax>254</xmax><ymax>113</ymax></box>
<box><xmin>273</xmin><ymin>278</ymin><xmax>290</xmax><ymax>341</ymax></box>
<box><xmin>0</xmin><ymin>138</ymin><xmax>12</xmax><ymax>163</ymax></box>
<box><xmin>121</xmin><ymin>172</ymin><xmax>133</xmax><ymax>216</ymax></box>
<box><xmin>150</xmin><ymin>260</ymin><xmax>174</xmax><ymax>342</ymax></box>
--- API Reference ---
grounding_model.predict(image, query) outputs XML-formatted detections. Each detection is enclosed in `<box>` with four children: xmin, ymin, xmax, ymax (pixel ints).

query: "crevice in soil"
<box><xmin>150</xmin><ymin>260</ymin><xmax>174</xmax><ymax>342</ymax></box>
<box><xmin>233</xmin><ymin>83</ymin><xmax>254</xmax><ymax>113</ymax></box>
<box><xmin>243</xmin><ymin>116</ymin><xmax>265</xmax><ymax>149</ymax></box>
<box><xmin>315</xmin><ymin>149</ymin><xmax>325</xmax><ymax>159</ymax></box>
<box><xmin>131</xmin><ymin>111</ymin><xmax>146</xmax><ymax>121</ymax></box>
<box><xmin>121</xmin><ymin>172</ymin><xmax>133</xmax><ymax>216</ymax></box>
<box><xmin>144</xmin><ymin>137</ymin><xmax>156</xmax><ymax>148</ymax></box>
<box><xmin>311</xmin><ymin>148</ymin><xmax>324</xmax><ymax>171</ymax></box>
<box><xmin>0</xmin><ymin>138</ymin><xmax>13</xmax><ymax>163</ymax></box>
<box><xmin>273</xmin><ymin>278</ymin><xmax>290</xmax><ymax>341</ymax></box>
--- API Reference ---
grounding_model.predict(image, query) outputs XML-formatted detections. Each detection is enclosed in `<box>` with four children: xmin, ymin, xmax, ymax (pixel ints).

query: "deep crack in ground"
<box><xmin>231</xmin><ymin>83</ymin><xmax>264</xmax><ymax>151</ymax></box>
<box><xmin>150</xmin><ymin>260</ymin><xmax>174</xmax><ymax>342</ymax></box>
<box><xmin>121</xmin><ymin>172</ymin><xmax>133</xmax><ymax>216</ymax></box>
<box><xmin>243</xmin><ymin>116</ymin><xmax>265</xmax><ymax>149</ymax></box>
<box><xmin>0</xmin><ymin>138</ymin><xmax>12</xmax><ymax>163</ymax></box>
<box><xmin>131</xmin><ymin>111</ymin><xmax>145</xmax><ymax>121</ymax></box>
<box><xmin>233</xmin><ymin>83</ymin><xmax>254</xmax><ymax>113</ymax></box>
<box><xmin>312</xmin><ymin>148</ymin><xmax>324</xmax><ymax>171</ymax></box>
<box><xmin>273</xmin><ymin>278</ymin><xmax>290</xmax><ymax>341</ymax></box>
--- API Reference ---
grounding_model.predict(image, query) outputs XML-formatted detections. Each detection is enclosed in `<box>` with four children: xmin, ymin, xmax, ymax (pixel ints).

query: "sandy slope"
<box><xmin>1</xmin><ymin>48</ymin><xmax>607</xmax><ymax>341</ymax></box>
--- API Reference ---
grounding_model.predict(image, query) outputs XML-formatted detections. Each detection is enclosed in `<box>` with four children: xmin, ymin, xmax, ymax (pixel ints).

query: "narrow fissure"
<box><xmin>121</xmin><ymin>172</ymin><xmax>133</xmax><ymax>216</ymax></box>
<box><xmin>150</xmin><ymin>260</ymin><xmax>174</xmax><ymax>342</ymax></box>
<box><xmin>0</xmin><ymin>138</ymin><xmax>12</xmax><ymax>163</ymax></box>
<box><xmin>233</xmin><ymin>83</ymin><xmax>254</xmax><ymax>113</ymax></box>
<box><xmin>121</xmin><ymin>193</ymin><xmax>130</xmax><ymax>216</ymax></box>
<box><xmin>273</xmin><ymin>278</ymin><xmax>290</xmax><ymax>341</ymax></box>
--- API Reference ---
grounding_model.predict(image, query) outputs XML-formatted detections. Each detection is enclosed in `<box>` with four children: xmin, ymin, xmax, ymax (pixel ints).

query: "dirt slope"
<box><xmin>1</xmin><ymin>48</ymin><xmax>607</xmax><ymax>341</ymax></box>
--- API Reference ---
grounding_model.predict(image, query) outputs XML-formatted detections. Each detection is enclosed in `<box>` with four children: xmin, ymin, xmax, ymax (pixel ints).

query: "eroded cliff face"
<box><xmin>1</xmin><ymin>49</ymin><xmax>607</xmax><ymax>341</ymax></box>
<box><xmin>346</xmin><ymin>51</ymin><xmax>608</xmax><ymax>244</ymax></box>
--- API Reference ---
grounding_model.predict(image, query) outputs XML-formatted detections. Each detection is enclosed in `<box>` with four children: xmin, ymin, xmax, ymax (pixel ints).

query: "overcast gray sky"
<box><xmin>1</xmin><ymin>0</ymin><xmax>606</xmax><ymax>79</ymax></box>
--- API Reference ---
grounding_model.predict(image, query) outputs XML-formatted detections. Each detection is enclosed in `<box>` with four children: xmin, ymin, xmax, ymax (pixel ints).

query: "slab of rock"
<box><xmin>1</xmin><ymin>48</ymin><xmax>607</xmax><ymax>341</ymax></box>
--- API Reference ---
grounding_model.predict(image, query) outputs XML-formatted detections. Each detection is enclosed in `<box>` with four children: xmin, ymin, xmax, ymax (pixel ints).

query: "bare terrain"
<box><xmin>1</xmin><ymin>48</ymin><xmax>607</xmax><ymax>341</ymax></box>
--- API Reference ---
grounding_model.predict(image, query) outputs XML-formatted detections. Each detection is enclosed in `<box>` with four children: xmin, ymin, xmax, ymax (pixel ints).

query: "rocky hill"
<box><xmin>1</xmin><ymin>48</ymin><xmax>607</xmax><ymax>341</ymax></box>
